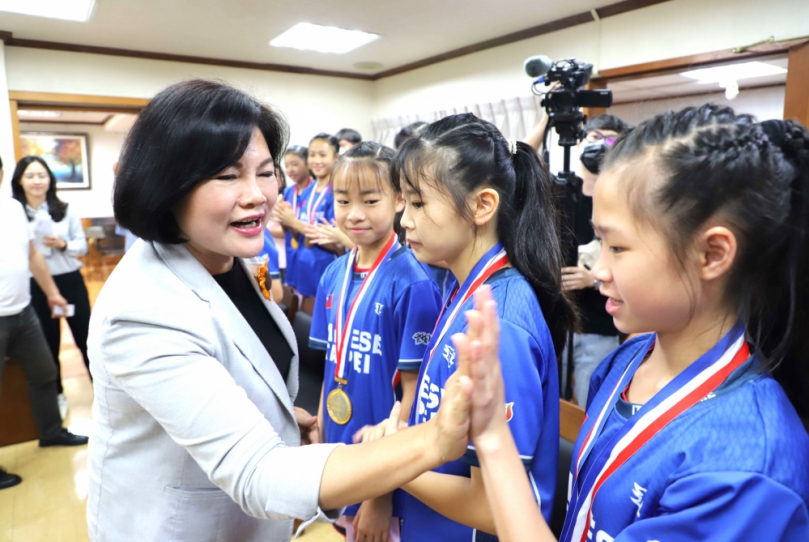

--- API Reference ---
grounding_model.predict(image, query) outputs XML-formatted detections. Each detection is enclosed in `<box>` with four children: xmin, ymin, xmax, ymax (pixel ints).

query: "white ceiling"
<box><xmin>609</xmin><ymin>56</ymin><xmax>788</xmax><ymax>102</ymax></box>
<box><xmin>0</xmin><ymin>0</ymin><xmax>621</xmax><ymax>75</ymax></box>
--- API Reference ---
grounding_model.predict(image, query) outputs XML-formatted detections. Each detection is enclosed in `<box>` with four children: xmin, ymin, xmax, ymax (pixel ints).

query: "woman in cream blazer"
<box><xmin>87</xmin><ymin>79</ymin><xmax>473</xmax><ymax>542</ymax></box>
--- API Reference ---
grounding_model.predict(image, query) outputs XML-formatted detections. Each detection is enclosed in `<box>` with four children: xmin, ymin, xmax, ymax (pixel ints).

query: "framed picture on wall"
<box><xmin>19</xmin><ymin>132</ymin><xmax>91</xmax><ymax>190</ymax></box>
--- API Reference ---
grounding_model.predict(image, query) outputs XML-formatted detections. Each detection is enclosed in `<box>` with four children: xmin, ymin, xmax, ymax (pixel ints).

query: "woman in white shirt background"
<box><xmin>11</xmin><ymin>156</ymin><xmax>92</xmax><ymax>417</ymax></box>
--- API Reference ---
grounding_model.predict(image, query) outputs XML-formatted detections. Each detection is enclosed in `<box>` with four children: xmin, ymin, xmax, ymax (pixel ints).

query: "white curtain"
<box><xmin>371</xmin><ymin>95</ymin><xmax>545</xmax><ymax>148</ymax></box>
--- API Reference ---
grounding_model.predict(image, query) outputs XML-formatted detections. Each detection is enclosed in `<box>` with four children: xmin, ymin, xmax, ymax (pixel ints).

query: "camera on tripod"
<box><xmin>524</xmin><ymin>56</ymin><xmax>613</xmax><ymax>146</ymax></box>
<box><xmin>523</xmin><ymin>56</ymin><xmax>614</xmax><ymax>269</ymax></box>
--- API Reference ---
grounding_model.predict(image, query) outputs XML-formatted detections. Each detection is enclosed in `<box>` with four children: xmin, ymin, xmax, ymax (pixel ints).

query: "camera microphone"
<box><xmin>523</xmin><ymin>55</ymin><xmax>553</xmax><ymax>78</ymax></box>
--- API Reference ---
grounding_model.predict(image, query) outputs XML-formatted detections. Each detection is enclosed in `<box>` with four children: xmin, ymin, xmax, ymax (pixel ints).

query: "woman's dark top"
<box><xmin>213</xmin><ymin>263</ymin><xmax>292</xmax><ymax>380</ymax></box>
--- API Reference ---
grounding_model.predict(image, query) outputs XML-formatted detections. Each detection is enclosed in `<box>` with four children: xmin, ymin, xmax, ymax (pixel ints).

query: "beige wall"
<box><xmin>372</xmin><ymin>0</ymin><xmax>809</xmax><ymax>119</ymax></box>
<box><xmin>4</xmin><ymin>47</ymin><xmax>375</xmax><ymax>149</ymax></box>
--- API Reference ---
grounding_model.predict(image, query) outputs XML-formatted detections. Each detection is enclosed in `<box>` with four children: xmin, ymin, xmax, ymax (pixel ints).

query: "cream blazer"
<box><xmin>86</xmin><ymin>240</ymin><xmax>341</xmax><ymax>542</ymax></box>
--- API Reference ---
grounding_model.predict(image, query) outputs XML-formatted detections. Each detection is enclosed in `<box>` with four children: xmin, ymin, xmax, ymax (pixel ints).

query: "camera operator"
<box><xmin>526</xmin><ymin>113</ymin><xmax>632</xmax><ymax>406</ymax></box>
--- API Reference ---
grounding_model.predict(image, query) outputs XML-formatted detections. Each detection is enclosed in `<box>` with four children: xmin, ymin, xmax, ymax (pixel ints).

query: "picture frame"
<box><xmin>19</xmin><ymin>132</ymin><xmax>91</xmax><ymax>190</ymax></box>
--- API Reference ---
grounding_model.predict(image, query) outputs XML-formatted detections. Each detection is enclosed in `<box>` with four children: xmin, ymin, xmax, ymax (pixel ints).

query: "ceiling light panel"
<box><xmin>270</xmin><ymin>23</ymin><xmax>380</xmax><ymax>54</ymax></box>
<box><xmin>680</xmin><ymin>61</ymin><xmax>787</xmax><ymax>84</ymax></box>
<box><xmin>18</xmin><ymin>110</ymin><xmax>62</xmax><ymax>117</ymax></box>
<box><xmin>0</xmin><ymin>0</ymin><xmax>95</xmax><ymax>22</ymax></box>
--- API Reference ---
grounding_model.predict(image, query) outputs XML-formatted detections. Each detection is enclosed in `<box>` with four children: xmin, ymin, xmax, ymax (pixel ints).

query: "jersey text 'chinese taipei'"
<box><xmin>402</xmin><ymin>243</ymin><xmax>559</xmax><ymax>542</ymax></box>
<box><xmin>294</xmin><ymin>183</ymin><xmax>335</xmax><ymax>297</ymax></box>
<box><xmin>310</xmin><ymin>244</ymin><xmax>442</xmax><ymax>517</ymax></box>
<box><xmin>562</xmin><ymin>325</ymin><xmax>809</xmax><ymax>542</ymax></box>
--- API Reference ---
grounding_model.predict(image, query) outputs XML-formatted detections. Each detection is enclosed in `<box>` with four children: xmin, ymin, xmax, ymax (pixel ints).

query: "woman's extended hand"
<box><xmin>451</xmin><ymin>286</ymin><xmax>509</xmax><ymax>452</ymax></box>
<box><xmin>425</xmin><ymin>353</ymin><xmax>474</xmax><ymax>465</ymax></box>
<box><xmin>294</xmin><ymin>407</ymin><xmax>319</xmax><ymax>445</ymax></box>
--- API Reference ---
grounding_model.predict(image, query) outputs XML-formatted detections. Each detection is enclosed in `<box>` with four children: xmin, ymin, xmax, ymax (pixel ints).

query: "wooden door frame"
<box><xmin>9</xmin><ymin>91</ymin><xmax>148</xmax><ymax>161</ymax></box>
<box><xmin>588</xmin><ymin>38</ymin><xmax>809</xmax><ymax>123</ymax></box>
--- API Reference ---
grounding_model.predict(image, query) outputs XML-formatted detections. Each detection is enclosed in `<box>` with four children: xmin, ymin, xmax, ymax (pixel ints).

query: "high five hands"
<box><xmin>361</xmin><ymin>286</ymin><xmax>507</xmax><ymax>454</ymax></box>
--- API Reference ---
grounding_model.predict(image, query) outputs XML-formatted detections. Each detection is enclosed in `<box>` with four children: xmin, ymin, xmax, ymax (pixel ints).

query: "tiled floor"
<box><xmin>0</xmin><ymin>280</ymin><xmax>342</xmax><ymax>541</ymax></box>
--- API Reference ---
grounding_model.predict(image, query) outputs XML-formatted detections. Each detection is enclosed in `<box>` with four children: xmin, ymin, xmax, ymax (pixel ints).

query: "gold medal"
<box><xmin>291</xmin><ymin>235</ymin><xmax>299</xmax><ymax>249</ymax></box>
<box><xmin>327</xmin><ymin>385</ymin><xmax>352</xmax><ymax>425</ymax></box>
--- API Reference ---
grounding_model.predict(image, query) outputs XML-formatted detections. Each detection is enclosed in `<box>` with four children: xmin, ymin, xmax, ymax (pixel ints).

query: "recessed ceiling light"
<box><xmin>0</xmin><ymin>0</ymin><xmax>95</xmax><ymax>22</ymax></box>
<box><xmin>680</xmin><ymin>61</ymin><xmax>787</xmax><ymax>84</ymax></box>
<box><xmin>270</xmin><ymin>23</ymin><xmax>379</xmax><ymax>54</ymax></box>
<box><xmin>18</xmin><ymin>110</ymin><xmax>62</xmax><ymax>118</ymax></box>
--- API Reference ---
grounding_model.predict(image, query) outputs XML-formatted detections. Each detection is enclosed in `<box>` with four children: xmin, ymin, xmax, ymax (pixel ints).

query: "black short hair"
<box><xmin>310</xmin><ymin>133</ymin><xmax>340</xmax><ymax>155</ymax></box>
<box><xmin>114</xmin><ymin>79</ymin><xmax>288</xmax><ymax>244</ymax></box>
<box><xmin>394</xmin><ymin>121</ymin><xmax>428</xmax><ymax>149</ymax></box>
<box><xmin>335</xmin><ymin>128</ymin><xmax>361</xmax><ymax>144</ymax></box>
<box><xmin>585</xmin><ymin>114</ymin><xmax>632</xmax><ymax>136</ymax></box>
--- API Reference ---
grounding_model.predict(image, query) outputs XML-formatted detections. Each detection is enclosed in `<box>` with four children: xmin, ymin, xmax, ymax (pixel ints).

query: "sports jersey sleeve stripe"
<box><xmin>308</xmin><ymin>337</ymin><xmax>329</xmax><ymax>351</ymax></box>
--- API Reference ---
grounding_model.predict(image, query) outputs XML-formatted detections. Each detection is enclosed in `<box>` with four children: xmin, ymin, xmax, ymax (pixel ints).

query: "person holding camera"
<box><xmin>527</xmin><ymin>113</ymin><xmax>632</xmax><ymax>406</ymax></box>
<box><xmin>564</xmin><ymin>114</ymin><xmax>632</xmax><ymax>406</ymax></box>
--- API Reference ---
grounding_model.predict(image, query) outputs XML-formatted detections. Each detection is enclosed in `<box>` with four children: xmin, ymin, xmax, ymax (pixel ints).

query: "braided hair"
<box><xmin>391</xmin><ymin>113</ymin><xmax>577</xmax><ymax>353</ymax></box>
<box><xmin>604</xmin><ymin>104</ymin><xmax>809</xmax><ymax>418</ymax></box>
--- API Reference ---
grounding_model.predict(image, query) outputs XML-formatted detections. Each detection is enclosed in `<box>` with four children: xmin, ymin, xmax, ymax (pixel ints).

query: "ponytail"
<box><xmin>502</xmin><ymin>141</ymin><xmax>578</xmax><ymax>353</ymax></box>
<box><xmin>758</xmin><ymin>120</ymin><xmax>809</xmax><ymax>420</ymax></box>
<box><xmin>391</xmin><ymin>113</ymin><xmax>577</xmax><ymax>353</ymax></box>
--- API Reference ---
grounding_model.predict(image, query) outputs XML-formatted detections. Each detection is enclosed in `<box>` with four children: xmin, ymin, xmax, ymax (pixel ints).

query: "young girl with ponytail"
<box><xmin>310</xmin><ymin>142</ymin><xmax>442</xmax><ymax>542</ymax></box>
<box><xmin>386</xmin><ymin>113</ymin><xmax>577</xmax><ymax>540</ymax></box>
<box><xmin>455</xmin><ymin>106</ymin><xmax>809</xmax><ymax>542</ymax></box>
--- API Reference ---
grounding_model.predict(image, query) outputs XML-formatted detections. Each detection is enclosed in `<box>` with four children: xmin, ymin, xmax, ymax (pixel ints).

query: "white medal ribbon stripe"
<box><xmin>306</xmin><ymin>184</ymin><xmax>331</xmax><ymax>225</ymax></box>
<box><xmin>575</xmin><ymin>360</ymin><xmax>637</xmax><ymax>476</ymax></box>
<box><xmin>569</xmin><ymin>334</ymin><xmax>746</xmax><ymax>542</ymax></box>
<box><xmin>334</xmin><ymin>240</ymin><xmax>399</xmax><ymax>380</ymax></box>
<box><xmin>427</xmin><ymin>249</ymin><xmax>508</xmax><ymax>367</ymax></box>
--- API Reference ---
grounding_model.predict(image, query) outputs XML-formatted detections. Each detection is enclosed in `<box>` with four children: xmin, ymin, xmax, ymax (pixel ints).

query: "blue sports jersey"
<box><xmin>295</xmin><ymin>184</ymin><xmax>336</xmax><ymax>296</ymax></box>
<box><xmin>401</xmin><ymin>267</ymin><xmax>559</xmax><ymax>541</ymax></box>
<box><xmin>281</xmin><ymin>182</ymin><xmax>311</xmax><ymax>288</ymax></box>
<box><xmin>563</xmin><ymin>335</ymin><xmax>809</xmax><ymax>542</ymax></box>
<box><xmin>258</xmin><ymin>228</ymin><xmax>280</xmax><ymax>279</ymax></box>
<box><xmin>310</xmin><ymin>246</ymin><xmax>442</xmax><ymax>517</ymax></box>
<box><xmin>420</xmin><ymin>263</ymin><xmax>454</xmax><ymax>300</ymax></box>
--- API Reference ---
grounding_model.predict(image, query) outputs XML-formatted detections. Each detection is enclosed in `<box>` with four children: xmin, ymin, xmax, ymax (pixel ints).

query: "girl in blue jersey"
<box><xmin>309</xmin><ymin>142</ymin><xmax>443</xmax><ymax>542</ymax></box>
<box><xmin>385</xmin><ymin>113</ymin><xmax>577</xmax><ymax>541</ymax></box>
<box><xmin>456</xmin><ymin>106</ymin><xmax>809</xmax><ymax>542</ymax></box>
<box><xmin>272</xmin><ymin>144</ymin><xmax>312</xmax><ymax>291</ymax></box>
<box><xmin>290</xmin><ymin>133</ymin><xmax>342</xmax><ymax>299</ymax></box>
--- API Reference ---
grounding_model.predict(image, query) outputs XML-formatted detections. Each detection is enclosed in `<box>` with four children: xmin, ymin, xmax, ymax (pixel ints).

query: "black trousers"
<box><xmin>0</xmin><ymin>305</ymin><xmax>63</xmax><ymax>439</ymax></box>
<box><xmin>30</xmin><ymin>269</ymin><xmax>92</xmax><ymax>393</ymax></box>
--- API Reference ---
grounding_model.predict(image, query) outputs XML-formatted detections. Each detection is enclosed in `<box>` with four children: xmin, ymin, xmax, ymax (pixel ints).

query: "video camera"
<box><xmin>524</xmin><ymin>56</ymin><xmax>612</xmax><ymax>146</ymax></box>
<box><xmin>523</xmin><ymin>56</ymin><xmax>614</xmax><ymax>264</ymax></box>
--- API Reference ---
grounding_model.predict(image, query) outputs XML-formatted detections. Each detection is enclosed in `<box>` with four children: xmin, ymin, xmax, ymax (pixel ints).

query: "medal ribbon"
<box><xmin>306</xmin><ymin>183</ymin><xmax>331</xmax><ymax>225</ymax></box>
<box><xmin>291</xmin><ymin>177</ymin><xmax>312</xmax><ymax>216</ymax></box>
<box><xmin>563</xmin><ymin>322</ymin><xmax>749</xmax><ymax>542</ymax></box>
<box><xmin>425</xmin><ymin>243</ymin><xmax>509</xmax><ymax>367</ymax></box>
<box><xmin>334</xmin><ymin>232</ymin><xmax>400</xmax><ymax>382</ymax></box>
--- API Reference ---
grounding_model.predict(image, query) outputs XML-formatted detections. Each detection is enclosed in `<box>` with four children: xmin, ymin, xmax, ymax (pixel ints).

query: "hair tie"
<box><xmin>508</xmin><ymin>139</ymin><xmax>518</xmax><ymax>155</ymax></box>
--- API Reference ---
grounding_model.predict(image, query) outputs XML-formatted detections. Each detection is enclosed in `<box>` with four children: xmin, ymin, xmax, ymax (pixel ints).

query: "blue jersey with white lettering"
<box><xmin>564</xmin><ymin>336</ymin><xmax>809</xmax><ymax>542</ymax></box>
<box><xmin>402</xmin><ymin>268</ymin><xmax>559</xmax><ymax>541</ymax></box>
<box><xmin>310</xmin><ymin>246</ymin><xmax>442</xmax><ymax>517</ymax></box>
<box><xmin>282</xmin><ymin>183</ymin><xmax>310</xmax><ymax>288</ymax></box>
<box><xmin>258</xmin><ymin>229</ymin><xmax>281</xmax><ymax>279</ymax></box>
